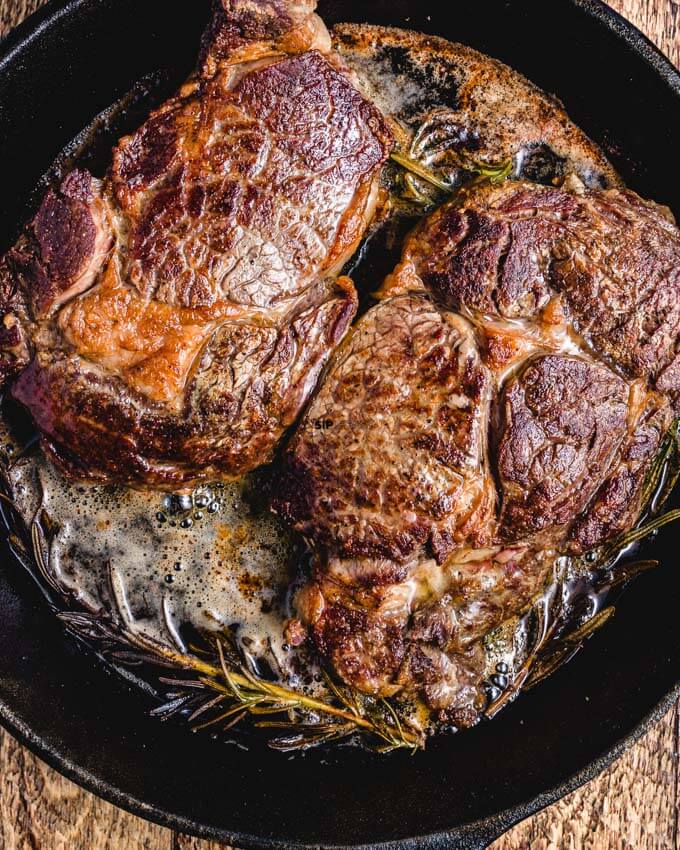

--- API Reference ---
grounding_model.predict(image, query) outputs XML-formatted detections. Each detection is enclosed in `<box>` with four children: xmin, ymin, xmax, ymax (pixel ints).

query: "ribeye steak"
<box><xmin>275</xmin><ymin>294</ymin><xmax>497</xmax><ymax>568</ymax></box>
<box><xmin>388</xmin><ymin>180</ymin><xmax>680</xmax><ymax>401</ymax></box>
<box><xmin>0</xmin><ymin>0</ymin><xmax>393</xmax><ymax>488</ymax></box>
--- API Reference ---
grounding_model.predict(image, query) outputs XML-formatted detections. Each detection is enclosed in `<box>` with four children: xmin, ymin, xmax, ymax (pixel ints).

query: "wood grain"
<box><xmin>0</xmin><ymin>730</ymin><xmax>169</xmax><ymax>850</ymax></box>
<box><xmin>490</xmin><ymin>705</ymin><xmax>679</xmax><ymax>850</ymax></box>
<box><xmin>0</xmin><ymin>1</ymin><xmax>678</xmax><ymax>849</ymax></box>
<box><xmin>610</xmin><ymin>0</ymin><xmax>679</xmax><ymax>65</ymax></box>
<box><xmin>0</xmin><ymin>0</ymin><xmax>42</xmax><ymax>33</ymax></box>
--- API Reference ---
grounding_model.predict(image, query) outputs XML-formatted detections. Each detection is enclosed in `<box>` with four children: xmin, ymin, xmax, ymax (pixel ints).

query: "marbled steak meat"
<box><xmin>275</xmin><ymin>177</ymin><xmax>680</xmax><ymax>726</ymax></box>
<box><xmin>0</xmin><ymin>0</ymin><xmax>393</xmax><ymax>489</ymax></box>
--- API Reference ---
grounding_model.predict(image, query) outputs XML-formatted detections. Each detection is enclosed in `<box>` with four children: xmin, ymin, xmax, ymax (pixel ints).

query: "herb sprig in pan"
<box><xmin>390</xmin><ymin>150</ymin><xmax>513</xmax><ymax>205</ymax></box>
<box><xmin>1</xmin><ymin>419</ymin><xmax>679</xmax><ymax>751</ymax></box>
<box><xmin>487</xmin><ymin>419</ymin><xmax>680</xmax><ymax>715</ymax></box>
<box><xmin>390</xmin><ymin>110</ymin><xmax>515</xmax><ymax>205</ymax></box>
<box><xmin>58</xmin><ymin>611</ymin><xmax>424</xmax><ymax>753</ymax></box>
<box><xmin>0</xmin><ymin>451</ymin><xmax>423</xmax><ymax>752</ymax></box>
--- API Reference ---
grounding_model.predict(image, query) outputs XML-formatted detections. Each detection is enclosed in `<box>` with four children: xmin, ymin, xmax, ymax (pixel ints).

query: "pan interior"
<box><xmin>0</xmin><ymin>1</ymin><xmax>678</xmax><ymax>847</ymax></box>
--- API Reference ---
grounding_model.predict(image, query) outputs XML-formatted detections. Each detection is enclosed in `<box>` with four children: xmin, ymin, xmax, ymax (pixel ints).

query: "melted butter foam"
<box><xmin>3</xmin><ymin>421</ymin><xmax>318</xmax><ymax>691</ymax></box>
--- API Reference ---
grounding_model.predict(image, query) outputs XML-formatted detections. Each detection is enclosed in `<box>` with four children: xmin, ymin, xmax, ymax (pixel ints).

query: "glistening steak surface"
<box><xmin>0</xmin><ymin>0</ymin><xmax>392</xmax><ymax>488</ymax></box>
<box><xmin>386</xmin><ymin>180</ymin><xmax>680</xmax><ymax>402</ymax></box>
<box><xmin>275</xmin><ymin>294</ymin><xmax>497</xmax><ymax>567</ymax></box>
<box><xmin>276</xmin><ymin>178</ymin><xmax>678</xmax><ymax>723</ymax></box>
<box><xmin>497</xmin><ymin>354</ymin><xmax>671</xmax><ymax>550</ymax></box>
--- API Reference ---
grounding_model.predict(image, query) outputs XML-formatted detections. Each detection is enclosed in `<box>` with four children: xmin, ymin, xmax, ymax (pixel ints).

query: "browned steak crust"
<box><xmin>296</xmin><ymin>545</ymin><xmax>551</xmax><ymax>722</ymax></box>
<box><xmin>499</xmin><ymin>355</ymin><xmax>630</xmax><ymax>540</ymax></box>
<box><xmin>6</xmin><ymin>171</ymin><xmax>113</xmax><ymax>322</ymax></box>
<box><xmin>390</xmin><ymin>181</ymin><xmax>680</xmax><ymax>403</ymax></box>
<box><xmin>201</xmin><ymin>0</ymin><xmax>328</xmax><ymax>75</ymax></box>
<box><xmin>274</xmin><ymin>295</ymin><xmax>498</xmax><ymax>565</ymax></box>
<box><xmin>277</xmin><ymin>176</ymin><xmax>679</xmax><ymax>722</ymax></box>
<box><xmin>0</xmin><ymin>0</ymin><xmax>393</xmax><ymax>489</ymax></box>
<box><xmin>497</xmin><ymin>353</ymin><xmax>671</xmax><ymax>551</ymax></box>
<box><xmin>2</xmin><ymin>3</ymin><xmax>678</xmax><ymax>730</ymax></box>
<box><xmin>567</xmin><ymin>392</ymin><xmax>671</xmax><ymax>552</ymax></box>
<box><xmin>12</xmin><ymin>279</ymin><xmax>356</xmax><ymax>486</ymax></box>
<box><xmin>111</xmin><ymin>50</ymin><xmax>391</xmax><ymax>310</ymax></box>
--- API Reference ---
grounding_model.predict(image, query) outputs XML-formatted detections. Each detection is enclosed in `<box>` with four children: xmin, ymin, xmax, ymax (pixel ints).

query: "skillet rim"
<box><xmin>0</xmin><ymin>1</ymin><xmax>678</xmax><ymax>848</ymax></box>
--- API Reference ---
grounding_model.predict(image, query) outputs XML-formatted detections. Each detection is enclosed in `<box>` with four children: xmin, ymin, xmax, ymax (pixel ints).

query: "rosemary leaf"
<box><xmin>560</xmin><ymin>607</ymin><xmax>615</xmax><ymax>645</ymax></box>
<box><xmin>607</xmin><ymin>559</ymin><xmax>658</xmax><ymax>592</ymax></box>
<box><xmin>471</xmin><ymin>157</ymin><xmax>514</xmax><ymax>183</ymax></box>
<box><xmin>114</xmin><ymin>629</ymin><xmax>424</xmax><ymax>751</ymax></box>
<box><xmin>186</xmin><ymin>694</ymin><xmax>226</xmax><ymax>723</ymax></box>
<box><xmin>390</xmin><ymin>151</ymin><xmax>453</xmax><ymax>192</ymax></box>
<box><xmin>390</xmin><ymin>149</ymin><xmax>514</xmax><ymax>199</ymax></box>
<box><xmin>603</xmin><ymin>508</ymin><xmax>680</xmax><ymax>560</ymax></box>
<box><xmin>525</xmin><ymin>645</ymin><xmax>581</xmax><ymax>690</ymax></box>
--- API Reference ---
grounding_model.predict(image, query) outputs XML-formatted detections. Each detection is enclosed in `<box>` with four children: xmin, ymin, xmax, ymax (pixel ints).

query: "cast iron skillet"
<box><xmin>0</xmin><ymin>1</ymin><xmax>678</xmax><ymax>848</ymax></box>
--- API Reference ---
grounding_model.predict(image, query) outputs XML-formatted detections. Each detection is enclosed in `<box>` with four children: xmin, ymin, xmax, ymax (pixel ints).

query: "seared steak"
<box><xmin>497</xmin><ymin>354</ymin><xmax>670</xmax><ymax>548</ymax></box>
<box><xmin>275</xmin><ymin>295</ymin><xmax>497</xmax><ymax>567</ymax></box>
<box><xmin>334</xmin><ymin>25</ymin><xmax>619</xmax><ymax>191</ymax></box>
<box><xmin>0</xmin><ymin>0</ymin><xmax>392</xmax><ymax>488</ymax></box>
<box><xmin>386</xmin><ymin>180</ymin><xmax>680</xmax><ymax>402</ymax></box>
<box><xmin>2</xmin><ymin>0</ymin><xmax>678</xmax><ymax>734</ymax></box>
<box><xmin>275</xmin><ymin>177</ymin><xmax>678</xmax><ymax>723</ymax></box>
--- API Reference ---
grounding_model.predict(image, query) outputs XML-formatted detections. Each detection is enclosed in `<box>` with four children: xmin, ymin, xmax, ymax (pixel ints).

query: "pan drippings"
<box><xmin>2</xmin><ymin>429</ymin><xmax>321</xmax><ymax>692</ymax></box>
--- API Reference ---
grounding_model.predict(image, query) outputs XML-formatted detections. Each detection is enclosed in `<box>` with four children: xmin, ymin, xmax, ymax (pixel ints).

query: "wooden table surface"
<box><xmin>0</xmin><ymin>1</ymin><xmax>678</xmax><ymax>848</ymax></box>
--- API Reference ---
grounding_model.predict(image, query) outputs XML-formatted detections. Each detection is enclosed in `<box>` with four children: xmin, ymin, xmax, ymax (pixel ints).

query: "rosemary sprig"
<box><xmin>2</xmin><ymin>394</ymin><xmax>679</xmax><ymax>750</ymax></box>
<box><xmin>601</xmin><ymin>509</ymin><xmax>680</xmax><ymax>562</ymax></box>
<box><xmin>0</xmin><ymin>448</ymin><xmax>423</xmax><ymax>753</ymax></box>
<box><xmin>636</xmin><ymin>418</ymin><xmax>680</xmax><ymax>517</ymax></box>
<box><xmin>640</xmin><ymin>428</ymin><xmax>675</xmax><ymax>507</ymax></box>
<box><xmin>468</xmin><ymin>157</ymin><xmax>515</xmax><ymax>183</ymax></box>
<box><xmin>524</xmin><ymin>606</ymin><xmax>616</xmax><ymax>691</ymax></box>
<box><xmin>390</xmin><ymin>151</ymin><xmax>454</xmax><ymax>193</ymax></box>
<box><xmin>59</xmin><ymin>613</ymin><xmax>423</xmax><ymax>753</ymax></box>
<box><xmin>390</xmin><ymin>148</ymin><xmax>514</xmax><ymax>205</ymax></box>
<box><xmin>403</xmin><ymin>172</ymin><xmax>436</xmax><ymax>206</ymax></box>
<box><xmin>0</xmin><ymin>455</ymin><xmax>65</xmax><ymax>599</ymax></box>
<box><xmin>598</xmin><ymin>421</ymin><xmax>680</xmax><ymax>563</ymax></box>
